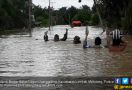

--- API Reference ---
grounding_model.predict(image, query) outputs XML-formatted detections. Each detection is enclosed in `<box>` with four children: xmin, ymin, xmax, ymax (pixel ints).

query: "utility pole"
<box><xmin>51</xmin><ymin>2</ymin><xmax>55</xmax><ymax>27</ymax></box>
<box><xmin>49</xmin><ymin>0</ymin><xmax>51</xmax><ymax>31</ymax></box>
<box><xmin>28</xmin><ymin>0</ymin><xmax>32</xmax><ymax>36</ymax></box>
<box><xmin>93</xmin><ymin>0</ymin><xmax>106</xmax><ymax>33</ymax></box>
<box><xmin>68</xmin><ymin>14</ymin><xmax>71</xmax><ymax>25</ymax></box>
<box><xmin>49</xmin><ymin>0</ymin><xmax>55</xmax><ymax>31</ymax></box>
<box><xmin>93</xmin><ymin>0</ymin><xmax>103</xmax><ymax>27</ymax></box>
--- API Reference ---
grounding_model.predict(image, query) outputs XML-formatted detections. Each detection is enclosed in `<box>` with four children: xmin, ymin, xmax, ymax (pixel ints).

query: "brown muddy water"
<box><xmin>0</xmin><ymin>25</ymin><xmax>132</xmax><ymax>77</ymax></box>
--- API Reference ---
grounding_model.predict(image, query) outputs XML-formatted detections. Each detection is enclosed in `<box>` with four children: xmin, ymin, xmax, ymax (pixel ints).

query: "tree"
<box><xmin>73</xmin><ymin>5</ymin><xmax>91</xmax><ymax>25</ymax></box>
<box><xmin>0</xmin><ymin>0</ymin><xmax>28</xmax><ymax>30</ymax></box>
<box><xmin>93</xmin><ymin>0</ymin><xmax>132</xmax><ymax>30</ymax></box>
<box><xmin>91</xmin><ymin>13</ymin><xmax>99</xmax><ymax>25</ymax></box>
<box><xmin>32</xmin><ymin>5</ymin><xmax>49</xmax><ymax>26</ymax></box>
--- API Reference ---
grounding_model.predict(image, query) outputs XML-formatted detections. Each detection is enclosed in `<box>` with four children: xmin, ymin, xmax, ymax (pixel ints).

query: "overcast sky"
<box><xmin>32</xmin><ymin>0</ymin><xmax>94</xmax><ymax>10</ymax></box>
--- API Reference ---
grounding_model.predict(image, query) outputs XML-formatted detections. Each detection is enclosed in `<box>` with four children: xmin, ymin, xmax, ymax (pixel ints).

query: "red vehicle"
<box><xmin>71</xmin><ymin>20</ymin><xmax>82</xmax><ymax>27</ymax></box>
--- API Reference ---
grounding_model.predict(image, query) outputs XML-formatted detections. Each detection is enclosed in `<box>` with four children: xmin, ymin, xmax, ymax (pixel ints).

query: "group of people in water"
<box><xmin>43</xmin><ymin>26</ymin><xmax>126</xmax><ymax>49</ymax></box>
<box><xmin>43</xmin><ymin>28</ymin><xmax>83</xmax><ymax>44</ymax></box>
<box><xmin>44</xmin><ymin>28</ymin><xmax>68</xmax><ymax>42</ymax></box>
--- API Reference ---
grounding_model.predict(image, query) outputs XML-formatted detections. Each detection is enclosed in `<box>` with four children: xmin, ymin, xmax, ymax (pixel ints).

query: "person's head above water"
<box><xmin>95</xmin><ymin>37</ymin><xmax>102</xmax><ymax>45</ymax></box>
<box><xmin>54</xmin><ymin>34</ymin><xmax>59</xmax><ymax>41</ymax></box>
<box><xmin>44</xmin><ymin>31</ymin><xmax>48</xmax><ymax>35</ymax></box>
<box><xmin>66</xmin><ymin>28</ymin><xmax>68</xmax><ymax>32</ymax></box>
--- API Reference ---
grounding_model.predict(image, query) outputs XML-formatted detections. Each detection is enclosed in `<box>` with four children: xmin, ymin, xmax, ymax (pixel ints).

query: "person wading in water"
<box><xmin>44</xmin><ymin>31</ymin><xmax>48</xmax><ymax>41</ymax></box>
<box><xmin>60</xmin><ymin>28</ymin><xmax>68</xmax><ymax>41</ymax></box>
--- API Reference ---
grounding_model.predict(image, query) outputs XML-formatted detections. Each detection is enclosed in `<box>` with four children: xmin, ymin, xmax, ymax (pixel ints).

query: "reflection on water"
<box><xmin>0</xmin><ymin>25</ymin><xmax>132</xmax><ymax>77</ymax></box>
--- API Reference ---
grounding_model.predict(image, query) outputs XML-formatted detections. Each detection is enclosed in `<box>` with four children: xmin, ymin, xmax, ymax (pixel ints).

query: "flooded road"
<box><xmin>0</xmin><ymin>25</ymin><xmax>132</xmax><ymax>77</ymax></box>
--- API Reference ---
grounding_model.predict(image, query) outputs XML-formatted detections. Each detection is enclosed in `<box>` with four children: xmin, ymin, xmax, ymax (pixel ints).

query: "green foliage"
<box><xmin>33</xmin><ymin>5</ymin><xmax>98</xmax><ymax>26</ymax></box>
<box><xmin>73</xmin><ymin>5</ymin><xmax>91</xmax><ymax>24</ymax></box>
<box><xmin>0</xmin><ymin>1</ymin><xmax>98</xmax><ymax>29</ymax></box>
<box><xmin>91</xmin><ymin>14</ymin><xmax>99</xmax><ymax>25</ymax></box>
<box><xmin>57</xmin><ymin>5</ymin><xmax>92</xmax><ymax>25</ymax></box>
<box><xmin>0</xmin><ymin>0</ymin><xmax>28</xmax><ymax>30</ymax></box>
<box><xmin>42</xmin><ymin>19</ymin><xmax>49</xmax><ymax>26</ymax></box>
<box><xmin>1</xmin><ymin>0</ymin><xmax>132</xmax><ymax>34</ymax></box>
<box><xmin>95</xmin><ymin>0</ymin><xmax>132</xmax><ymax>31</ymax></box>
<box><xmin>33</xmin><ymin>6</ymin><xmax>49</xmax><ymax>26</ymax></box>
<box><xmin>67</xmin><ymin>6</ymin><xmax>78</xmax><ymax>20</ymax></box>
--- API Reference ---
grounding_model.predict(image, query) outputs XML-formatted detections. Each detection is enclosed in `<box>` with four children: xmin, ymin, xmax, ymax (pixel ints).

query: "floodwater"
<box><xmin>0</xmin><ymin>25</ymin><xmax>132</xmax><ymax>77</ymax></box>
